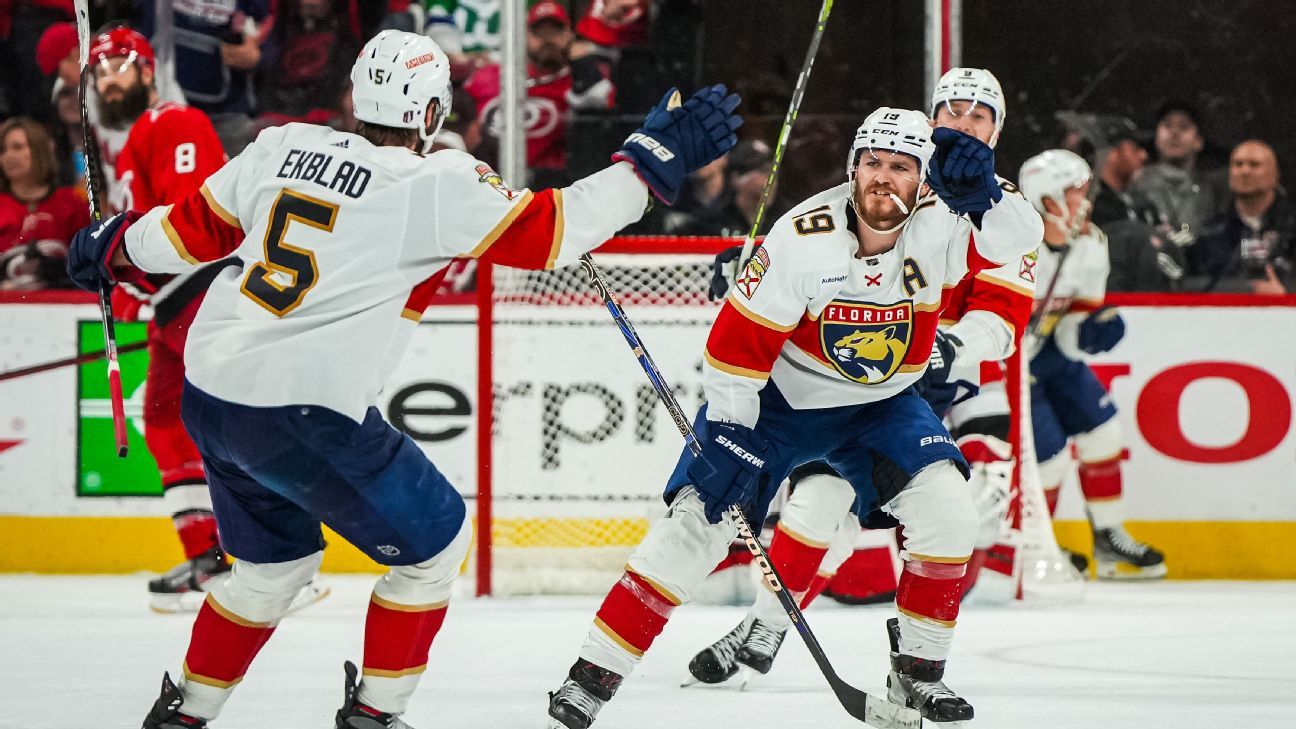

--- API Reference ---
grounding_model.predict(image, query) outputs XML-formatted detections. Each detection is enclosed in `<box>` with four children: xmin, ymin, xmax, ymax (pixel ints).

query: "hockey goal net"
<box><xmin>473</xmin><ymin>235</ymin><xmax>1080</xmax><ymax>601</ymax></box>
<box><xmin>475</xmin><ymin>237</ymin><xmax>732</xmax><ymax>596</ymax></box>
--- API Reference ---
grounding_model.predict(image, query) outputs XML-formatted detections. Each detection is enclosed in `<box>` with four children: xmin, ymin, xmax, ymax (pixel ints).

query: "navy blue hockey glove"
<box><xmin>613</xmin><ymin>84</ymin><xmax>743</xmax><ymax>205</ymax></box>
<box><xmin>686</xmin><ymin>420</ymin><xmax>770</xmax><ymax>524</ymax></box>
<box><xmin>1077</xmin><ymin>306</ymin><xmax>1126</xmax><ymax>354</ymax></box>
<box><xmin>914</xmin><ymin>330</ymin><xmax>978</xmax><ymax>413</ymax></box>
<box><xmin>926</xmin><ymin>127</ymin><xmax>1003</xmax><ymax>218</ymax></box>
<box><xmin>708</xmin><ymin>244</ymin><xmax>743</xmax><ymax>300</ymax></box>
<box><xmin>66</xmin><ymin>211</ymin><xmax>144</xmax><ymax>292</ymax></box>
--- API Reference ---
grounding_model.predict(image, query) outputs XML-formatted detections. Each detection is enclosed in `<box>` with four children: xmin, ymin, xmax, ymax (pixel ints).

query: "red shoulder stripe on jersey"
<box><xmin>200</xmin><ymin>184</ymin><xmax>240</xmax><ymax>228</ymax></box>
<box><xmin>162</xmin><ymin>184</ymin><xmax>246</xmax><ymax>263</ymax></box>
<box><xmin>787</xmin><ymin>314</ymin><xmax>831</xmax><ymax>368</ymax></box>
<box><xmin>901</xmin><ymin>286</ymin><xmax>959</xmax><ymax>366</ymax></box>
<box><xmin>728</xmin><ymin>294</ymin><xmax>798</xmax><ymax>332</ymax></box>
<box><xmin>967</xmin><ymin>274</ymin><xmax>1034</xmax><ymax>336</ymax></box>
<box><xmin>402</xmin><ymin>265</ymin><xmax>452</xmax><ymax>321</ymax></box>
<box><xmin>704</xmin><ymin>301</ymin><xmax>794</xmax><ymax>380</ymax></box>
<box><xmin>469</xmin><ymin>190</ymin><xmax>568</xmax><ymax>271</ymax></box>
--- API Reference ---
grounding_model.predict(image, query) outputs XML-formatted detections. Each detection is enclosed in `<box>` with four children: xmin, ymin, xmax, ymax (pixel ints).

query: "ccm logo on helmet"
<box><xmin>405</xmin><ymin>52</ymin><xmax>436</xmax><ymax>69</ymax></box>
<box><xmin>624</xmin><ymin>133</ymin><xmax>675</xmax><ymax>162</ymax></box>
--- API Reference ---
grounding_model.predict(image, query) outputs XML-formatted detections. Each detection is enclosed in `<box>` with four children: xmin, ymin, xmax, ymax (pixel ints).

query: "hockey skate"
<box><xmin>335</xmin><ymin>661</ymin><xmax>415</xmax><ymax>729</ymax></box>
<box><xmin>142</xmin><ymin>672</ymin><xmax>207</xmax><ymax>729</ymax></box>
<box><xmin>148</xmin><ymin>546</ymin><xmax>231</xmax><ymax>613</ymax></box>
<box><xmin>685</xmin><ymin>615</ymin><xmax>786</xmax><ymax>688</ymax></box>
<box><xmin>1092</xmin><ymin>525</ymin><xmax>1166</xmax><ymax>580</ymax></box>
<box><xmin>885</xmin><ymin>618</ymin><xmax>974</xmax><ymax>724</ymax></box>
<box><xmin>546</xmin><ymin>659</ymin><xmax>623</xmax><ymax>729</ymax></box>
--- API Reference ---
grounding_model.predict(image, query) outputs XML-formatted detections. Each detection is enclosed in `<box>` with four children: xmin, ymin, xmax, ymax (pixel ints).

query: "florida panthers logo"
<box><xmin>820</xmin><ymin>300</ymin><xmax>913</xmax><ymax>384</ymax></box>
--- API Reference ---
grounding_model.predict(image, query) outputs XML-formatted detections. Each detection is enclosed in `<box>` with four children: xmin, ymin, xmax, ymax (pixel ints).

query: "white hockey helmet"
<box><xmin>847</xmin><ymin>107</ymin><xmax>936</xmax><ymax>183</ymax></box>
<box><xmin>1018</xmin><ymin>149</ymin><xmax>1092</xmax><ymax>234</ymax></box>
<box><xmin>351</xmin><ymin>30</ymin><xmax>453</xmax><ymax>153</ymax></box>
<box><xmin>930</xmin><ymin>67</ymin><xmax>1006</xmax><ymax>147</ymax></box>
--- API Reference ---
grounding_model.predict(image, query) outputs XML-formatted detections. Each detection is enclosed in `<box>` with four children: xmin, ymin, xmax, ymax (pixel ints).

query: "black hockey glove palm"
<box><xmin>926</xmin><ymin>127</ymin><xmax>1003</xmax><ymax>218</ymax></box>
<box><xmin>687</xmin><ymin>420</ymin><xmax>770</xmax><ymax>524</ymax></box>
<box><xmin>708</xmin><ymin>244</ymin><xmax>744</xmax><ymax>300</ymax></box>
<box><xmin>1077</xmin><ymin>307</ymin><xmax>1126</xmax><ymax>354</ymax></box>
<box><xmin>613</xmin><ymin>84</ymin><xmax>743</xmax><ymax>205</ymax></box>
<box><xmin>66</xmin><ymin>211</ymin><xmax>144</xmax><ymax>292</ymax></box>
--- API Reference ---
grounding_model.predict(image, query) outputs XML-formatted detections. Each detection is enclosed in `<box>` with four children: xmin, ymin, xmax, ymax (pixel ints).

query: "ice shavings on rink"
<box><xmin>2</xmin><ymin>576</ymin><xmax>1293</xmax><ymax>729</ymax></box>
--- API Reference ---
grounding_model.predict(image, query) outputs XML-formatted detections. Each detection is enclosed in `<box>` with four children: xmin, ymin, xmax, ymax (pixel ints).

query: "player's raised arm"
<box><xmin>425</xmin><ymin>84</ymin><xmax>742</xmax><ymax>269</ymax></box>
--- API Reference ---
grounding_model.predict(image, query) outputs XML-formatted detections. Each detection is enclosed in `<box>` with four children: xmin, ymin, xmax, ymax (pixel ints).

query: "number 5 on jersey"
<box><xmin>241</xmin><ymin>189</ymin><xmax>338</xmax><ymax>316</ymax></box>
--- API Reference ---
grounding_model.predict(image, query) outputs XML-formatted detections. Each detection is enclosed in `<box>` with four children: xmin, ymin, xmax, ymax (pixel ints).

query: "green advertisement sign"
<box><xmin>77</xmin><ymin>321</ymin><xmax>160</xmax><ymax>496</ymax></box>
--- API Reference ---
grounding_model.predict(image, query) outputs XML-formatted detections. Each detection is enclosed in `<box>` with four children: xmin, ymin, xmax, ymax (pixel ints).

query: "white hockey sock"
<box><xmin>579</xmin><ymin>622</ymin><xmax>642</xmax><ymax>678</ymax></box>
<box><xmin>896</xmin><ymin>611</ymin><xmax>955</xmax><ymax>662</ymax></box>
<box><xmin>1086</xmin><ymin>497</ymin><xmax>1126</xmax><ymax>530</ymax></box>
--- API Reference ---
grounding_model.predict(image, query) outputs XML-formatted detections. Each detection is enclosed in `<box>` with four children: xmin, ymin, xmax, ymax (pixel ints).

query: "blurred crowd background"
<box><xmin>0</xmin><ymin>0</ymin><xmax>1291</xmax><ymax>296</ymax></box>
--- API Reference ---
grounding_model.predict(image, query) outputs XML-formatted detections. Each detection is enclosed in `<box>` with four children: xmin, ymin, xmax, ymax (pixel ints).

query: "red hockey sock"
<box><xmin>592</xmin><ymin>569</ymin><xmax>680</xmax><ymax>658</ymax></box>
<box><xmin>820</xmin><ymin>546</ymin><xmax>898</xmax><ymax>604</ymax></box>
<box><xmin>362</xmin><ymin>593</ymin><xmax>449</xmax><ymax>679</ymax></box>
<box><xmin>957</xmin><ymin>549</ymin><xmax>987</xmax><ymax>600</ymax></box>
<box><xmin>173</xmin><ymin>510</ymin><xmax>220</xmax><ymax>560</ymax></box>
<box><xmin>768</xmin><ymin>524</ymin><xmax>829</xmax><ymax>595</ymax></box>
<box><xmin>182</xmin><ymin>594</ymin><xmax>276</xmax><ymax>690</ymax></box>
<box><xmin>800</xmin><ymin>572</ymin><xmax>831</xmax><ymax>609</ymax></box>
<box><xmin>1078</xmin><ymin>456</ymin><xmax>1123</xmax><ymax>501</ymax></box>
<box><xmin>895</xmin><ymin>559</ymin><xmax>965</xmax><ymax>627</ymax></box>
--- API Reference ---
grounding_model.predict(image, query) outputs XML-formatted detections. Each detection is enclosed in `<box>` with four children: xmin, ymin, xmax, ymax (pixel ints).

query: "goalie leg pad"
<box><xmin>180</xmin><ymin>551</ymin><xmax>323</xmax><ymax>720</ymax></box>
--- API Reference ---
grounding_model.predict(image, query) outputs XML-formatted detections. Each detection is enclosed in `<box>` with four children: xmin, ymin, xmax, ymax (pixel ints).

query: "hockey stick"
<box><xmin>579</xmin><ymin>252</ymin><xmax>921</xmax><ymax>729</ymax></box>
<box><xmin>736</xmin><ymin>0</ymin><xmax>834</xmax><ymax>271</ymax></box>
<box><xmin>74</xmin><ymin>0</ymin><xmax>129</xmax><ymax>458</ymax></box>
<box><xmin>0</xmin><ymin>340</ymin><xmax>148</xmax><ymax>383</ymax></box>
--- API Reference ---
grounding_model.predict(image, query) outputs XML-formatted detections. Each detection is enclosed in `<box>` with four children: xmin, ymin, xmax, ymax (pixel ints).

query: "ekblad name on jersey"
<box><xmin>702</xmin><ymin>180</ymin><xmax>1042</xmax><ymax>428</ymax></box>
<box><xmin>123</xmin><ymin>122</ymin><xmax>648</xmax><ymax>421</ymax></box>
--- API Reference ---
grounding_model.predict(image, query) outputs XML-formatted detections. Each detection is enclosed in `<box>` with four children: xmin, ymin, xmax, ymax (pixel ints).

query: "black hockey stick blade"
<box><xmin>824</xmin><ymin>668</ymin><xmax>922</xmax><ymax>729</ymax></box>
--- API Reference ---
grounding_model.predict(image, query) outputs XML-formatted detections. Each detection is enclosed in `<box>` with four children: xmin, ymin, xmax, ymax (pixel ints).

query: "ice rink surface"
<box><xmin>2</xmin><ymin>576</ymin><xmax>1293</xmax><ymax>728</ymax></box>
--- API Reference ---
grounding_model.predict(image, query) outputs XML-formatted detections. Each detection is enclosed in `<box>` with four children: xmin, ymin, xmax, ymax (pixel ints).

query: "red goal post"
<box><xmin>474</xmin><ymin>236</ymin><xmax>741</xmax><ymax>596</ymax></box>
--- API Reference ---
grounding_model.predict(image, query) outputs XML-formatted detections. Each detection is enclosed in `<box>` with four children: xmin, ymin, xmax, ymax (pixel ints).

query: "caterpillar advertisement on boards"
<box><xmin>0</xmin><ymin>298</ymin><xmax>1294</xmax><ymax>576</ymax></box>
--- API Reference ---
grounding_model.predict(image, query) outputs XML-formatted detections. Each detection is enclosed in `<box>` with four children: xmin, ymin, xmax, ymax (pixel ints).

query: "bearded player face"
<box><xmin>94</xmin><ymin>56</ymin><xmax>152</xmax><ymax>129</ymax></box>
<box><xmin>851</xmin><ymin>150</ymin><xmax>923</xmax><ymax>230</ymax></box>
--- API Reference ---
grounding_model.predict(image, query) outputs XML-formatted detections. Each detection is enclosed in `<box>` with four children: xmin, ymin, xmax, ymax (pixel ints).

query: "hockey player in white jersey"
<box><xmin>686</xmin><ymin>66</ymin><xmax>1044</xmax><ymax>688</ymax></box>
<box><xmin>543</xmin><ymin>108</ymin><xmax>1041</xmax><ymax>728</ymax></box>
<box><xmin>65</xmin><ymin>30</ymin><xmax>742</xmax><ymax>729</ymax></box>
<box><xmin>1018</xmin><ymin>150</ymin><xmax>1167</xmax><ymax>579</ymax></box>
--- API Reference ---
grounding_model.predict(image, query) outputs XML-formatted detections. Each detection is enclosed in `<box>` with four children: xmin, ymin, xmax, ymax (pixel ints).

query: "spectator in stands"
<box><xmin>3</xmin><ymin>0</ymin><xmax>74</xmax><ymax>124</ymax></box>
<box><xmin>1188</xmin><ymin>140</ymin><xmax>1295</xmax><ymax>294</ymax></box>
<box><xmin>464</xmin><ymin>1</ymin><xmax>614</xmax><ymax>188</ymax></box>
<box><xmin>572</xmin><ymin>0</ymin><xmax>658</xmax><ymax>113</ymax></box>
<box><xmin>1089</xmin><ymin>116</ymin><xmax>1186</xmax><ymax>292</ymax></box>
<box><xmin>136</xmin><ymin>0</ymin><xmax>270</xmax><ymax>155</ymax></box>
<box><xmin>256</xmin><ymin>0</ymin><xmax>361</xmax><ymax>129</ymax></box>
<box><xmin>430</xmin><ymin>89</ymin><xmax>482</xmax><ymax>153</ymax></box>
<box><xmin>1128</xmin><ymin>101</ymin><xmax>1228</xmax><ymax>250</ymax></box>
<box><xmin>35</xmin><ymin>22</ymin><xmax>85</xmax><ymax>188</ymax></box>
<box><xmin>682</xmin><ymin>139</ymin><xmax>779</xmax><ymax>237</ymax></box>
<box><xmin>654</xmin><ymin>155</ymin><xmax>727</xmax><ymax>234</ymax></box>
<box><xmin>0</xmin><ymin>118</ymin><xmax>88</xmax><ymax>290</ymax></box>
<box><xmin>575</xmin><ymin>0</ymin><xmax>652</xmax><ymax>49</ymax></box>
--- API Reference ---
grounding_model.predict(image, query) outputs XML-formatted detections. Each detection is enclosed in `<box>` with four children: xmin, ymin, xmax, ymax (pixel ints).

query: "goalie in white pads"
<box><xmin>1017</xmin><ymin>150</ymin><xmax>1167</xmax><ymax>580</ymax></box>
<box><xmin>65</xmin><ymin>30</ymin><xmax>742</xmax><ymax>729</ymax></box>
<box><xmin>544</xmin><ymin>107</ymin><xmax>1041</xmax><ymax>728</ymax></box>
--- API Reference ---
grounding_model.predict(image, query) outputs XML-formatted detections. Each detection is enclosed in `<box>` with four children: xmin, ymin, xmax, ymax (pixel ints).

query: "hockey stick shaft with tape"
<box><xmin>74</xmin><ymin>0</ymin><xmax>129</xmax><ymax>457</ymax></box>
<box><xmin>737</xmin><ymin>0</ymin><xmax>834</xmax><ymax>270</ymax></box>
<box><xmin>578</xmin><ymin>253</ymin><xmax>920</xmax><ymax>729</ymax></box>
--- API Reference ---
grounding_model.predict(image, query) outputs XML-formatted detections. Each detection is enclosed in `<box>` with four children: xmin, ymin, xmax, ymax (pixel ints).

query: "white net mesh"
<box><xmin>484</xmin><ymin>246</ymin><xmax>727</xmax><ymax>595</ymax></box>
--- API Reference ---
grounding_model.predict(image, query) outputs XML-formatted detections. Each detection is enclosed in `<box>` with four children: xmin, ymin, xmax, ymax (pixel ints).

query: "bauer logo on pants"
<box><xmin>820</xmin><ymin>300</ymin><xmax>913</xmax><ymax>384</ymax></box>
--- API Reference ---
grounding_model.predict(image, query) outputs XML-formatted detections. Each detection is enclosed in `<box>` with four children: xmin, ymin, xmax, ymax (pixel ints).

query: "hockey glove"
<box><xmin>613</xmin><ymin>84</ymin><xmax>743</xmax><ymax>205</ymax></box>
<box><xmin>1077</xmin><ymin>306</ymin><xmax>1126</xmax><ymax>354</ymax></box>
<box><xmin>709</xmin><ymin>244</ymin><xmax>743</xmax><ymax>300</ymax></box>
<box><xmin>66</xmin><ymin>211</ymin><xmax>144</xmax><ymax>292</ymax></box>
<box><xmin>926</xmin><ymin>127</ymin><xmax>1003</xmax><ymax>218</ymax></box>
<box><xmin>914</xmin><ymin>330</ymin><xmax>979</xmax><ymax>410</ymax></box>
<box><xmin>686</xmin><ymin>420</ymin><xmax>770</xmax><ymax>524</ymax></box>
